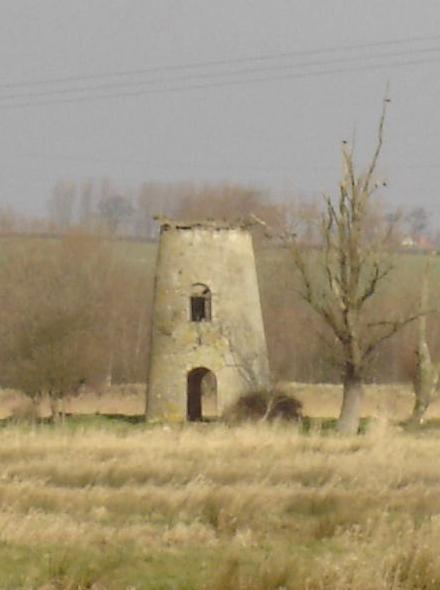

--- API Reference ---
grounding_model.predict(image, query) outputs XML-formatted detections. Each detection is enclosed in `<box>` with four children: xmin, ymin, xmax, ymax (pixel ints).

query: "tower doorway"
<box><xmin>187</xmin><ymin>367</ymin><xmax>217</xmax><ymax>421</ymax></box>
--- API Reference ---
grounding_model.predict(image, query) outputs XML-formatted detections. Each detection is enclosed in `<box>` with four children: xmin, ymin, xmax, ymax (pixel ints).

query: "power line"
<box><xmin>0</xmin><ymin>53</ymin><xmax>439</xmax><ymax>110</ymax></box>
<box><xmin>1</xmin><ymin>32</ymin><xmax>440</xmax><ymax>91</ymax></box>
<box><xmin>0</xmin><ymin>149</ymin><xmax>337</xmax><ymax>174</ymax></box>
<box><xmin>1</xmin><ymin>44</ymin><xmax>440</xmax><ymax>103</ymax></box>
<box><xmin>7</xmin><ymin>151</ymin><xmax>440</xmax><ymax>177</ymax></box>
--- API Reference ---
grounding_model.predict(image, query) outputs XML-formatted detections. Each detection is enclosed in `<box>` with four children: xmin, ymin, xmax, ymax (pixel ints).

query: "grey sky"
<box><xmin>1</xmin><ymin>1</ymin><xmax>440</xmax><ymax>227</ymax></box>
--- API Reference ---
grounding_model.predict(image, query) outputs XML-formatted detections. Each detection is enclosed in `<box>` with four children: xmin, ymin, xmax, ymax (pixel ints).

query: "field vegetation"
<box><xmin>0</xmin><ymin>384</ymin><xmax>438</xmax><ymax>589</ymax></box>
<box><xmin>0</xmin><ymin>417</ymin><xmax>439</xmax><ymax>589</ymax></box>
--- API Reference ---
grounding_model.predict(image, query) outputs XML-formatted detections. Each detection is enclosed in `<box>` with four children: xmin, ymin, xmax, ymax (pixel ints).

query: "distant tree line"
<box><xmin>45</xmin><ymin>179</ymin><xmax>290</xmax><ymax>240</ymax></box>
<box><xmin>0</xmin><ymin>175</ymin><xmax>435</xmax><ymax>249</ymax></box>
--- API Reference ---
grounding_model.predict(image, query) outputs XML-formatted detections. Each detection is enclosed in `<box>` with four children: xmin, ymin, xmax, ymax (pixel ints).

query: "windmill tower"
<box><xmin>146</xmin><ymin>218</ymin><xmax>271</xmax><ymax>421</ymax></box>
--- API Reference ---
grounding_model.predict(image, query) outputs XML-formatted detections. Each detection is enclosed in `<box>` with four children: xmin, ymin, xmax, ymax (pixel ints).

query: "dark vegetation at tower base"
<box><xmin>223</xmin><ymin>391</ymin><xmax>303</xmax><ymax>423</ymax></box>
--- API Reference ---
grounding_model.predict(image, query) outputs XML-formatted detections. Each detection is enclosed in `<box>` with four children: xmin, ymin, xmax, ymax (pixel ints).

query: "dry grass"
<box><xmin>0</xmin><ymin>384</ymin><xmax>145</xmax><ymax>420</ymax></box>
<box><xmin>279</xmin><ymin>381</ymin><xmax>440</xmax><ymax>421</ymax></box>
<box><xmin>2</xmin><ymin>381</ymin><xmax>438</xmax><ymax>423</ymax></box>
<box><xmin>0</xmin><ymin>414</ymin><xmax>440</xmax><ymax>589</ymax></box>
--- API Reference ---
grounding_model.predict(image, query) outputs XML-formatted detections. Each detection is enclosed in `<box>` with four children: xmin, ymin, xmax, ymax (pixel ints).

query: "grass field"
<box><xmin>0</xmin><ymin>386</ymin><xmax>439</xmax><ymax>589</ymax></box>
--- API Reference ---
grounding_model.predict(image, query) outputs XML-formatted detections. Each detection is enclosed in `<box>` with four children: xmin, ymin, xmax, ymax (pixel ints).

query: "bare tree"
<box><xmin>98</xmin><ymin>195</ymin><xmax>133</xmax><ymax>235</ymax></box>
<box><xmin>0</xmin><ymin>205</ymin><xmax>21</xmax><ymax>233</ymax></box>
<box><xmin>48</xmin><ymin>180</ymin><xmax>77</xmax><ymax>230</ymax></box>
<box><xmin>177</xmin><ymin>184</ymin><xmax>265</xmax><ymax>222</ymax></box>
<box><xmin>0</xmin><ymin>234</ymin><xmax>115</xmax><ymax>421</ymax></box>
<box><xmin>292</xmin><ymin>99</ymin><xmax>419</xmax><ymax>433</ymax></box>
<box><xmin>79</xmin><ymin>179</ymin><xmax>95</xmax><ymax>227</ymax></box>
<box><xmin>135</xmin><ymin>183</ymin><xmax>179</xmax><ymax>240</ymax></box>
<box><xmin>410</xmin><ymin>256</ymin><xmax>439</xmax><ymax>424</ymax></box>
<box><xmin>406</xmin><ymin>207</ymin><xmax>429</xmax><ymax>242</ymax></box>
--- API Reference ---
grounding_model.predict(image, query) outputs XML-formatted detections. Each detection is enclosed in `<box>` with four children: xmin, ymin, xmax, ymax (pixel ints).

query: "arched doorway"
<box><xmin>187</xmin><ymin>367</ymin><xmax>217</xmax><ymax>421</ymax></box>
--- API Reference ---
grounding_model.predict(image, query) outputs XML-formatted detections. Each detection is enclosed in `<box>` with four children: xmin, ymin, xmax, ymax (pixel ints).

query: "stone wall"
<box><xmin>146</xmin><ymin>223</ymin><xmax>271</xmax><ymax>421</ymax></box>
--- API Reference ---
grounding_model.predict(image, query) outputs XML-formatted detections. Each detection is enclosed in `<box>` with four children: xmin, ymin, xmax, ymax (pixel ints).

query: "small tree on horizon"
<box><xmin>292</xmin><ymin>99</ymin><xmax>420</xmax><ymax>433</ymax></box>
<box><xmin>98</xmin><ymin>195</ymin><xmax>133</xmax><ymax>235</ymax></box>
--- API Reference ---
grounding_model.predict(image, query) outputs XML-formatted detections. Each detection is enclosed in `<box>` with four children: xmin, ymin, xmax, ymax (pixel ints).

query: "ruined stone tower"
<box><xmin>146</xmin><ymin>218</ymin><xmax>271</xmax><ymax>422</ymax></box>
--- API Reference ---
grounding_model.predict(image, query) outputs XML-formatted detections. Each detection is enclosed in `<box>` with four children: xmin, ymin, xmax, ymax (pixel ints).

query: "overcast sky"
<box><xmin>1</xmin><ymin>1</ymin><xmax>440</xmax><ymax>227</ymax></box>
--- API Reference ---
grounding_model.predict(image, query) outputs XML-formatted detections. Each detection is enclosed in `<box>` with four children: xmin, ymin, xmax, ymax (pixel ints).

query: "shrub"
<box><xmin>224</xmin><ymin>391</ymin><xmax>302</xmax><ymax>423</ymax></box>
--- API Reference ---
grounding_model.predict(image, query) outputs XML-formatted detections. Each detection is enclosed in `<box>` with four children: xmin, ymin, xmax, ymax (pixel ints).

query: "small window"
<box><xmin>190</xmin><ymin>284</ymin><xmax>211</xmax><ymax>322</ymax></box>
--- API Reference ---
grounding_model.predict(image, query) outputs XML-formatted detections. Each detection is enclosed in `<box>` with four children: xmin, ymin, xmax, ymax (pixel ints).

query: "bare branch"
<box><xmin>315</xmin><ymin>338</ymin><xmax>345</xmax><ymax>371</ymax></box>
<box><xmin>363</xmin><ymin>312</ymin><xmax>426</xmax><ymax>359</ymax></box>
<box><xmin>363</xmin><ymin>98</ymin><xmax>388</xmax><ymax>193</ymax></box>
<box><xmin>357</xmin><ymin>262</ymin><xmax>393</xmax><ymax>308</ymax></box>
<box><xmin>342</xmin><ymin>144</ymin><xmax>356</xmax><ymax>197</ymax></box>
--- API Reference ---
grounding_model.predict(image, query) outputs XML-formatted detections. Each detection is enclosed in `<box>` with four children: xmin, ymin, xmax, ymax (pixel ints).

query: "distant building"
<box><xmin>401</xmin><ymin>235</ymin><xmax>436</xmax><ymax>252</ymax></box>
<box><xmin>146</xmin><ymin>218</ymin><xmax>271</xmax><ymax>422</ymax></box>
<box><xmin>401</xmin><ymin>236</ymin><xmax>416</xmax><ymax>249</ymax></box>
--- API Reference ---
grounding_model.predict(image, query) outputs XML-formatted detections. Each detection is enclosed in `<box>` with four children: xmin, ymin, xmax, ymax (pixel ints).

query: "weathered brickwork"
<box><xmin>146</xmin><ymin>220</ymin><xmax>271</xmax><ymax>421</ymax></box>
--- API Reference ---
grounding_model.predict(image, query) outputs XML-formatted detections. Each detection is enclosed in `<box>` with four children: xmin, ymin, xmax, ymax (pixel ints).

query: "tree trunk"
<box><xmin>59</xmin><ymin>396</ymin><xmax>66</xmax><ymax>425</ymax></box>
<box><xmin>49</xmin><ymin>395</ymin><xmax>60</xmax><ymax>424</ymax></box>
<box><xmin>31</xmin><ymin>395</ymin><xmax>40</xmax><ymax>425</ymax></box>
<box><xmin>410</xmin><ymin>347</ymin><xmax>437</xmax><ymax>426</ymax></box>
<box><xmin>410</xmin><ymin>257</ymin><xmax>437</xmax><ymax>426</ymax></box>
<box><xmin>49</xmin><ymin>393</ymin><xmax>66</xmax><ymax>424</ymax></box>
<box><xmin>338</xmin><ymin>372</ymin><xmax>364</xmax><ymax>434</ymax></box>
<box><xmin>411</xmin><ymin>394</ymin><xmax>431</xmax><ymax>426</ymax></box>
<box><xmin>105</xmin><ymin>353</ymin><xmax>114</xmax><ymax>388</ymax></box>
